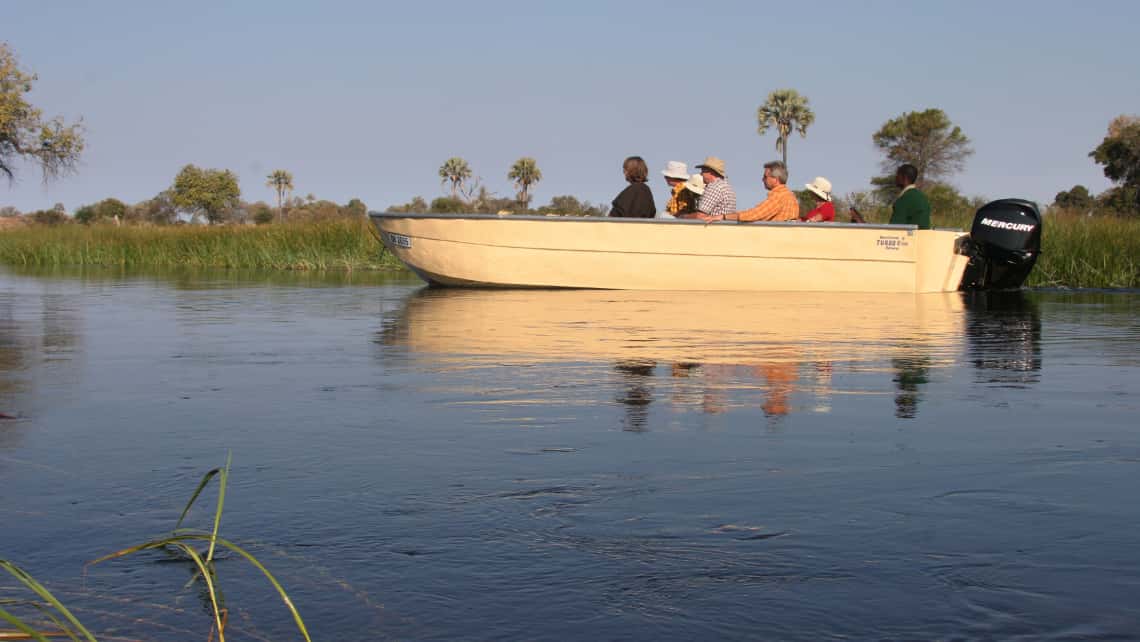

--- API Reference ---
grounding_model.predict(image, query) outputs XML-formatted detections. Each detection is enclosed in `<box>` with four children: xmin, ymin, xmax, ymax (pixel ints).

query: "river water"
<box><xmin>1</xmin><ymin>268</ymin><xmax>1138</xmax><ymax>641</ymax></box>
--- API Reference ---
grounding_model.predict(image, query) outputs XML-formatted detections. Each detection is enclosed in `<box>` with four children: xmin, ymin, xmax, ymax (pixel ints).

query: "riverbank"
<box><xmin>0</xmin><ymin>218</ymin><xmax>403</xmax><ymax>271</ymax></box>
<box><xmin>1</xmin><ymin>214</ymin><xmax>1136</xmax><ymax>287</ymax></box>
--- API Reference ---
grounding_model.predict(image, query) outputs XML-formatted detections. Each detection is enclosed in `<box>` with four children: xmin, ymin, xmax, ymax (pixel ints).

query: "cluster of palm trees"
<box><xmin>439</xmin><ymin>157</ymin><xmax>542</xmax><ymax>207</ymax></box>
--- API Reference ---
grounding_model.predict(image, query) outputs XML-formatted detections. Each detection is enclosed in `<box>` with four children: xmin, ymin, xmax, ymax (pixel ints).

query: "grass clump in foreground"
<box><xmin>0</xmin><ymin>454</ymin><xmax>311</xmax><ymax>642</ymax></box>
<box><xmin>0</xmin><ymin>217</ymin><xmax>404</xmax><ymax>271</ymax></box>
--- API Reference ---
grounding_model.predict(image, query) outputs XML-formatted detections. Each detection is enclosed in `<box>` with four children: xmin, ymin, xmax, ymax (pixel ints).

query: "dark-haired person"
<box><xmin>889</xmin><ymin>163</ymin><xmax>931</xmax><ymax>229</ymax></box>
<box><xmin>610</xmin><ymin>156</ymin><xmax>657</xmax><ymax>218</ymax></box>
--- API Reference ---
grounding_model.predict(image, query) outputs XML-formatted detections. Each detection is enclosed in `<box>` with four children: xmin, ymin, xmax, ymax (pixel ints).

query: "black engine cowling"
<box><xmin>959</xmin><ymin>199</ymin><xmax>1042</xmax><ymax>290</ymax></box>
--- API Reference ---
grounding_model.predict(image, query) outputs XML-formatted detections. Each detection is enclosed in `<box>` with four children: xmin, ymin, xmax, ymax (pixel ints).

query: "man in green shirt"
<box><xmin>889</xmin><ymin>164</ymin><xmax>931</xmax><ymax>229</ymax></box>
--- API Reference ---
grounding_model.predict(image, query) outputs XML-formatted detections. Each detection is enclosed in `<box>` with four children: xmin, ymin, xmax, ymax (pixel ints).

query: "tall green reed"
<box><xmin>0</xmin><ymin>219</ymin><xmax>400</xmax><ymax>271</ymax></box>
<box><xmin>1</xmin><ymin>454</ymin><xmax>311</xmax><ymax>642</ymax></box>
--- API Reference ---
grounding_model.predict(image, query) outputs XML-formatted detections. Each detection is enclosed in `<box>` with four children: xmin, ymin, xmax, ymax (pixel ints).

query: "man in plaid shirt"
<box><xmin>683</xmin><ymin>156</ymin><xmax>736</xmax><ymax>219</ymax></box>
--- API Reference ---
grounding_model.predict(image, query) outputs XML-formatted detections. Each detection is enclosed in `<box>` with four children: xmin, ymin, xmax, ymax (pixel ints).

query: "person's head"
<box><xmin>805</xmin><ymin>176</ymin><xmax>833</xmax><ymax>203</ymax></box>
<box><xmin>662</xmin><ymin>161</ymin><xmax>688</xmax><ymax>187</ymax></box>
<box><xmin>623</xmin><ymin>156</ymin><xmax>649</xmax><ymax>183</ymax></box>
<box><xmin>762</xmin><ymin>161</ymin><xmax>788</xmax><ymax>190</ymax></box>
<box><xmin>895</xmin><ymin>164</ymin><xmax>918</xmax><ymax>188</ymax></box>
<box><xmin>696</xmin><ymin>157</ymin><xmax>726</xmax><ymax>184</ymax></box>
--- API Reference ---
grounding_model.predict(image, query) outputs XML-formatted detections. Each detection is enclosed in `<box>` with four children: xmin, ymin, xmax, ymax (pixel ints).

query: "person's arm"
<box><xmin>737</xmin><ymin>197</ymin><xmax>781</xmax><ymax>222</ymax></box>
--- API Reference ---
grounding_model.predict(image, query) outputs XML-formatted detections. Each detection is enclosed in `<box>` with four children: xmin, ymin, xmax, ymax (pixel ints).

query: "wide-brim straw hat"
<box><xmin>684</xmin><ymin>173</ymin><xmax>705</xmax><ymax>196</ymax></box>
<box><xmin>695</xmin><ymin>156</ymin><xmax>726</xmax><ymax>178</ymax></box>
<box><xmin>805</xmin><ymin>176</ymin><xmax>833</xmax><ymax>202</ymax></box>
<box><xmin>662</xmin><ymin>160</ymin><xmax>689</xmax><ymax>180</ymax></box>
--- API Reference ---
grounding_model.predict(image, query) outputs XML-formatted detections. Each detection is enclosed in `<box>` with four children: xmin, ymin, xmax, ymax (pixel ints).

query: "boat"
<box><xmin>369</xmin><ymin>199</ymin><xmax>1041</xmax><ymax>293</ymax></box>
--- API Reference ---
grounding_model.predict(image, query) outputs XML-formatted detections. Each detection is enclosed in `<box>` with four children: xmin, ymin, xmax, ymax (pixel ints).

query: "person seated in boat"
<box><xmin>707</xmin><ymin>161</ymin><xmax>798</xmax><ymax>222</ymax></box>
<box><xmin>682</xmin><ymin>156</ymin><xmax>736</xmax><ymax>220</ymax></box>
<box><xmin>610</xmin><ymin>156</ymin><xmax>657</xmax><ymax>218</ymax></box>
<box><xmin>658</xmin><ymin>173</ymin><xmax>704</xmax><ymax>219</ymax></box>
<box><xmin>661</xmin><ymin>161</ymin><xmax>699</xmax><ymax>216</ymax></box>
<box><xmin>890</xmin><ymin>163</ymin><xmax>932</xmax><ymax>229</ymax></box>
<box><xmin>801</xmin><ymin>176</ymin><xmax>835</xmax><ymax>222</ymax></box>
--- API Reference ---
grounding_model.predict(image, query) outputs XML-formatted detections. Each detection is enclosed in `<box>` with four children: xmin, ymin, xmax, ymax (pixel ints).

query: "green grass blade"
<box><xmin>169</xmin><ymin>544</ymin><xmax>224</xmax><ymax>642</ymax></box>
<box><xmin>0</xmin><ymin>606</ymin><xmax>58</xmax><ymax>642</ymax></box>
<box><xmin>0</xmin><ymin>561</ymin><xmax>96</xmax><ymax>642</ymax></box>
<box><xmin>174</xmin><ymin>467</ymin><xmax>222</xmax><ymax>532</ymax></box>
<box><xmin>177</xmin><ymin>536</ymin><xmax>311</xmax><ymax>642</ymax></box>
<box><xmin>207</xmin><ymin>452</ymin><xmax>231</xmax><ymax>564</ymax></box>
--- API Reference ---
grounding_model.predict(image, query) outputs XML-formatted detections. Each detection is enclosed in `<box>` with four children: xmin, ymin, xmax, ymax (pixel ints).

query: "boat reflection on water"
<box><xmin>963</xmin><ymin>290</ymin><xmax>1042</xmax><ymax>386</ymax></box>
<box><xmin>378</xmin><ymin>288</ymin><xmax>974</xmax><ymax>422</ymax></box>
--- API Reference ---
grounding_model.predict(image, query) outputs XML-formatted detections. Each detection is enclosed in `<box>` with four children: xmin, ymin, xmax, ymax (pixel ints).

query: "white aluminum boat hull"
<box><xmin>370</xmin><ymin>213</ymin><xmax>971</xmax><ymax>293</ymax></box>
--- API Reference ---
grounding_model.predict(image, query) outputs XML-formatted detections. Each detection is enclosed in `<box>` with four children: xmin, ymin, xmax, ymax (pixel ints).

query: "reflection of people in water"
<box><xmin>756</xmin><ymin>362</ymin><xmax>796</xmax><ymax>418</ymax></box>
<box><xmin>892</xmin><ymin>354</ymin><xmax>932</xmax><ymax>419</ymax></box>
<box><xmin>614</xmin><ymin>360</ymin><xmax>655</xmax><ymax>432</ymax></box>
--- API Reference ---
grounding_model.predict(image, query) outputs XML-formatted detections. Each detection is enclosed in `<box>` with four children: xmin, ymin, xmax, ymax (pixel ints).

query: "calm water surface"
<box><xmin>1</xmin><ymin>267</ymin><xmax>1138</xmax><ymax>641</ymax></box>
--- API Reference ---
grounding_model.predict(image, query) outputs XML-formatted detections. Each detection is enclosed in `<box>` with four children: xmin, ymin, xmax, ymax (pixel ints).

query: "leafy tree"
<box><xmin>388</xmin><ymin>196</ymin><xmax>428</xmax><ymax>213</ymax></box>
<box><xmin>344</xmin><ymin>198</ymin><xmax>367</xmax><ymax>218</ymax></box>
<box><xmin>871</xmin><ymin>108</ymin><xmax>973</xmax><ymax>189</ymax></box>
<box><xmin>1090</xmin><ymin>115</ymin><xmax>1140</xmax><ymax>212</ymax></box>
<box><xmin>534</xmin><ymin>195</ymin><xmax>608</xmax><ymax>217</ymax></box>
<box><xmin>508</xmin><ymin>157</ymin><xmax>542</xmax><ymax>208</ymax></box>
<box><xmin>75</xmin><ymin>197</ymin><xmax>127</xmax><ymax>224</ymax></box>
<box><xmin>429</xmin><ymin>197</ymin><xmax>466</xmax><ymax>213</ymax></box>
<box><xmin>924</xmin><ymin>183</ymin><xmax>972</xmax><ymax>219</ymax></box>
<box><xmin>438</xmin><ymin>157</ymin><xmax>472</xmax><ymax>199</ymax></box>
<box><xmin>265</xmin><ymin>169</ymin><xmax>293</xmax><ymax>221</ymax></box>
<box><xmin>1</xmin><ymin>43</ymin><xmax>84</xmax><ymax>183</ymax></box>
<box><xmin>1053</xmin><ymin>185</ymin><xmax>1094</xmax><ymax>210</ymax></box>
<box><xmin>131</xmin><ymin>190</ymin><xmax>179</xmax><ymax>225</ymax></box>
<box><xmin>251</xmin><ymin>203</ymin><xmax>275</xmax><ymax>225</ymax></box>
<box><xmin>756</xmin><ymin>89</ymin><xmax>815</xmax><ymax>171</ymax></box>
<box><xmin>170</xmin><ymin>165</ymin><xmax>241</xmax><ymax>224</ymax></box>
<box><xmin>29</xmin><ymin>204</ymin><xmax>67</xmax><ymax>226</ymax></box>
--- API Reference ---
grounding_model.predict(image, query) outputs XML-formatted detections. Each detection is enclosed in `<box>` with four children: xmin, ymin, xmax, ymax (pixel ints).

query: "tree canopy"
<box><xmin>871</xmin><ymin>108</ymin><xmax>973</xmax><ymax>188</ymax></box>
<box><xmin>266</xmin><ymin>169</ymin><xmax>294</xmax><ymax>221</ymax></box>
<box><xmin>1</xmin><ymin>42</ymin><xmax>85</xmax><ymax>183</ymax></box>
<box><xmin>756</xmin><ymin>89</ymin><xmax>815</xmax><ymax>171</ymax></box>
<box><xmin>438</xmin><ymin>157</ymin><xmax>472</xmax><ymax>199</ymax></box>
<box><xmin>171</xmin><ymin>165</ymin><xmax>241</xmax><ymax>224</ymax></box>
<box><xmin>1090</xmin><ymin>115</ymin><xmax>1140</xmax><ymax>212</ymax></box>
<box><xmin>508</xmin><ymin>157</ymin><xmax>542</xmax><ymax>207</ymax></box>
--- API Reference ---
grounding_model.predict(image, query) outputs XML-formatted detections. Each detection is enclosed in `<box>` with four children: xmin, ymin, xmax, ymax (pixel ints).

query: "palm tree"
<box><xmin>508</xmin><ymin>157</ymin><xmax>542</xmax><ymax>208</ymax></box>
<box><xmin>438</xmin><ymin>157</ymin><xmax>472</xmax><ymax>199</ymax></box>
<box><xmin>265</xmin><ymin>170</ymin><xmax>293</xmax><ymax>222</ymax></box>
<box><xmin>756</xmin><ymin>89</ymin><xmax>815</xmax><ymax>171</ymax></box>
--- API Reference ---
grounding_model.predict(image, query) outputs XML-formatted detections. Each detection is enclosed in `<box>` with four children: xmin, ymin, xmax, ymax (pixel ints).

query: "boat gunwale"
<box><xmin>368</xmin><ymin>211</ymin><xmax>941</xmax><ymax>233</ymax></box>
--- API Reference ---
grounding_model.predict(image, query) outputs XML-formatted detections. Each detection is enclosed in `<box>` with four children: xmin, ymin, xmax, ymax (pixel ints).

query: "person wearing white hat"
<box><xmin>802</xmin><ymin>176</ymin><xmax>835</xmax><ymax>222</ymax></box>
<box><xmin>660</xmin><ymin>161</ymin><xmax>698</xmax><ymax>215</ymax></box>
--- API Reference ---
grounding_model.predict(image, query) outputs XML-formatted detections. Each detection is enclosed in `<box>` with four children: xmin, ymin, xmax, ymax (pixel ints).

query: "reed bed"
<box><xmin>0</xmin><ymin>218</ymin><xmax>402</xmax><ymax>271</ymax></box>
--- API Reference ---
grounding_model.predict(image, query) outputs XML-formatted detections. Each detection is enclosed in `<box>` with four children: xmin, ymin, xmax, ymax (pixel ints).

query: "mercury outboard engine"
<box><xmin>959</xmin><ymin>198</ymin><xmax>1042</xmax><ymax>290</ymax></box>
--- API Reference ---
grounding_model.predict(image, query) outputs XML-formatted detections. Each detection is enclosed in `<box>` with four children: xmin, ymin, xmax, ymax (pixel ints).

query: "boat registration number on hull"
<box><xmin>385</xmin><ymin>232</ymin><xmax>412</xmax><ymax>249</ymax></box>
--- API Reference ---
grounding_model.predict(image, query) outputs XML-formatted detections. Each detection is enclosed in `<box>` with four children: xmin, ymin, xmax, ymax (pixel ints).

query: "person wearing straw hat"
<box><xmin>661</xmin><ymin>161</ymin><xmax>699</xmax><ymax>215</ymax></box>
<box><xmin>685</xmin><ymin>156</ymin><xmax>736</xmax><ymax>220</ymax></box>
<box><xmin>657</xmin><ymin>173</ymin><xmax>704</xmax><ymax>219</ymax></box>
<box><xmin>802</xmin><ymin>176</ymin><xmax>835</xmax><ymax>222</ymax></box>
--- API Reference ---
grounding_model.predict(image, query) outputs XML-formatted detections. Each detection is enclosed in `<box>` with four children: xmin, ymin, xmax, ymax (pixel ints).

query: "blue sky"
<box><xmin>4</xmin><ymin>0</ymin><xmax>1138</xmax><ymax>214</ymax></box>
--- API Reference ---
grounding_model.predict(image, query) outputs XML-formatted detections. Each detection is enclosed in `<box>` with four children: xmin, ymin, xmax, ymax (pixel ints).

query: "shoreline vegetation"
<box><xmin>1</xmin><ymin>209</ymin><xmax>1137</xmax><ymax>288</ymax></box>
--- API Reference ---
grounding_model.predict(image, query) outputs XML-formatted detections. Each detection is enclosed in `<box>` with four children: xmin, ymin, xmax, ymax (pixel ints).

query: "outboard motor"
<box><xmin>959</xmin><ymin>199</ymin><xmax>1042</xmax><ymax>290</ymax></box>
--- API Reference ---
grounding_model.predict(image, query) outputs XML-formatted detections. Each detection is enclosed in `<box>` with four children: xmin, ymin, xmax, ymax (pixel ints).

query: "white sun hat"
<box><xmin>684</xmin><ymin>173</ymin><xmax>705</xmax><ymax>195</ymax></box>
<box><xmin>661</xmin><ymin>160</ymin><xmax>689</xmax><ymax>180</ymax></box>
<box><xmin>805</xmin><ymin>176</ymin><xmax>833</xmax><ymax>202</ymax></box>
